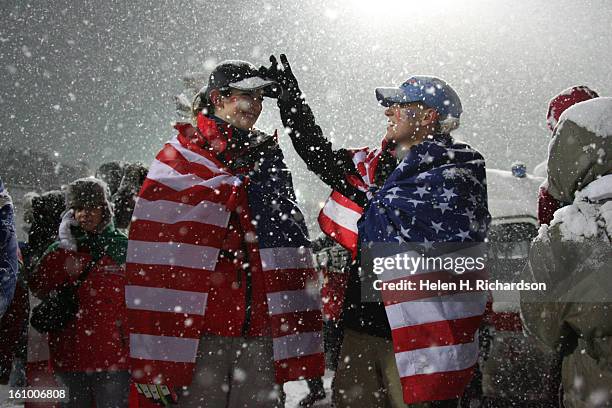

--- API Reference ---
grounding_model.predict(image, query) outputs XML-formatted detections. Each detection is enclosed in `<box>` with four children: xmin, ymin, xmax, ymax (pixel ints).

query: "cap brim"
<box><xmin>375</xmin><ymin>87</ymin><xmax>412</xmax><ymax>107</ymax></box>
<box><xmin>229</xmin><ymin>77</ymin><xmax>281</xmax><ymax>98</ymax></box>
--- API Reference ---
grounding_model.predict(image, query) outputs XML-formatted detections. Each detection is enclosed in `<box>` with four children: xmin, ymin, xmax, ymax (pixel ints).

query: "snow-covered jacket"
<box><xmin>521</xmin><ymin>98</ymin><xmax>612</xmax><ymax>408</ymax></box>
<box><xmin>29</xmin><ymin>222</ymin><xmax>129</xmax><ymax>372</ymax></box>
<box><xmin>537</xmin><ymin>86</ymin><xmax>599</xmax><ymax>225</ymax></box>
<box><xmin>0</xmin><ymin>179</ymin><xmax>18</xmax><ymax>319</ymax></box>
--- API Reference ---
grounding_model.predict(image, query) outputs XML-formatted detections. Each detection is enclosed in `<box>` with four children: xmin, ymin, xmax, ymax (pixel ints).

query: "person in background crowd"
<box><xmin>521</xmin><ymin>97</ymin><xmax>612</xmax><ymax>408</ymax></box>
<box><xmin>0</xmin><ymin>176</ymin><xmax>21</xmax><ymax>386</ymax></box>
<box><xmin>535</xmin><ymin>85</ymin><xmax>599</xmax><ymax>225</ymax></box>
<box><xmin>0</xmin><ymin>177</ymin><xmax>18</xmax><ymax>320</ymax></box>
<box><xmin>21</xmin><ymin>192</ymin><xmax>38</xmax><ymax>239</ymax></box>
<box><xmin>26</xmin><ymin>191</ymin><xmax>65</xmax><ymax>271</ymax></box>
<box><xmin>29</xmin><ymin>177</ymin><xmax>130</xmax><ymax>408</ymax></box>
<box><xmin>112</xmin><ymin>162</ymin><xmax>148</xmax><ymax>230</ymax></box>
<box><xmin>0</xmin><ymin>247</ymin><xmax>28</xmax><ymax>386</ymax></box>
<box><xmin>482</xmin><ymin>85</ymin><xmax>600</xmax><ymax>408</ymax></box>
<box><xmin>6</xmin><ymin>190</ymin><xmax>66</xmax><ymax>407</ymax></box>
<box><xmin>96</xmin><ymin>161</ymin><xmax>124</xmax><ymax>196</ymax></box>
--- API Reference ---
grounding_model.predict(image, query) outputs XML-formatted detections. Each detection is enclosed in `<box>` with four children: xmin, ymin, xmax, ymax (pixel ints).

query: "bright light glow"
<box><xmin>339</xmin><ymin>0</ymin><xmax>465</xmax><ymax>20</ymax></box>
<box><xmin>353</xmin><ymin>0</ymin><xmax>417</xmax><ymax>15</ymax></box>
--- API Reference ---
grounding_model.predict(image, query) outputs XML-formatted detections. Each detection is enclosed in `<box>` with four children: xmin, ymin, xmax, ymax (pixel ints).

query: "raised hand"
<box><xmin>260</xmin><ymin>54</ymin><xmax>302</xmax><ymax>101</ymax></box>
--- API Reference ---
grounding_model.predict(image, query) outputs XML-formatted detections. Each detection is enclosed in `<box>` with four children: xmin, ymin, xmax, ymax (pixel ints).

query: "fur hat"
<box><xmin>65</xmin><ymin>177</ymin><xmax>114</xmax><ymax>228</ymax></box>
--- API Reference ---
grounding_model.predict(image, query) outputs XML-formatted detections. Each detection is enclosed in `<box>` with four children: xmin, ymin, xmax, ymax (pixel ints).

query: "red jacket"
<box><xmin>321</xmin><ymin>267</ymin><xmax>348</xmax><ymax>323</ymax></box>
<box><xmin>537</xmin><ymin>185</ymin><xmax>561</xmax><ymax>226</ymax></box>
<box><xmin>29</xmin><ymin>224</ymin><xmax>129</xmax><ymax>372</ymax></box>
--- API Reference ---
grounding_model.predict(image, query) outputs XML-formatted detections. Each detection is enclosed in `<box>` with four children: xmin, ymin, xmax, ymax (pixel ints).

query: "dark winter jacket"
<box><xmin>29</xmin><ymin>222</ymin><xmax>129</xmax><ymax>372</ymax></box>
<box><xmin>26</xmin><ymin>190</ymin><xmax>65</xmax><ymax>271</ymax></box>
<box><xmin>0</xmin><ymin>251</ymin><xmax>28</xmax><ymax>384</ymax></box>
<box><xmin>0</xmin><ymin>178</ymin><xmax>18</xmax><ymax>319</ymax></box>
<box><xmin>112</xmin><ymin>162</ymin><xmax>148</xmax><ymax>230</ymax></box>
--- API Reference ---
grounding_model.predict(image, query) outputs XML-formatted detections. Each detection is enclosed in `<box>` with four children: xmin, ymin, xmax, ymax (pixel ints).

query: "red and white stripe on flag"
<box><xmin>246</xmin><ymin>242</ymin><xmax>324</xmax><ymax>382</ymax></box>
<box><xmin>126</xmin><ymin>130</ymin><xmax>324</xmax><ymax>386</ymax></box>
<box><xmin>318</xmin><ymin>146</ymin><xmax>384</xmax><ymax>256</ymax></box>
<box><xmin>126</xmin><ymin>135</ymin><xmax>240</xmax><ymax>386</ymax></box>
<box><xmin>378</xmin><ymin>248</ymin><xmax>487</xmax><ymax>403</ymax></box>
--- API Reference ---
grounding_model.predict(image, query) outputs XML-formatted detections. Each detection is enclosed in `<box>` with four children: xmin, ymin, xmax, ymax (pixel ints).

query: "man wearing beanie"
<box><xmin>521</xmin><ymin>97</ymin><xmax>612</xmax><ymax>408</ymax></box>
<box><xmin>29</xmin><ymin>177</ymin><xmax>130</xmax><ymax>407</ymax></box>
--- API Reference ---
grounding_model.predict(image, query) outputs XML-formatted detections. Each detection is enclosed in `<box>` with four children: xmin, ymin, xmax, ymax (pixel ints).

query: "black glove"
<box><xmin>374</xmin><ymin>141</ymin><xmax>398</xmax><ymax>187</ymax></box>
<box><xmin>259</xmin><ymin>54</ymin><xmax>302</xmax><ymax>102</ymax></box>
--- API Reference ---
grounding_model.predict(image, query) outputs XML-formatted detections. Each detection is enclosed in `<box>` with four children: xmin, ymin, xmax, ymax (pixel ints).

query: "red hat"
<box><xmin>546</xmin><ymin>86</ymin><xmax>599</xmax><ymax>132</ymax></box>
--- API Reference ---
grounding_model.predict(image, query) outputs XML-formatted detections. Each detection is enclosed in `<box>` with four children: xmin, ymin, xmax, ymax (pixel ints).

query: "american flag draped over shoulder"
<box><xmin>241</xmin><ymin>133</ymin><xmax>325</xmax><ymax>382</ymax></box>
<box><xmin>317</xmin><ymin>145</ymin><xmax>385</xmax><ymax>255</ymax></box>
<box><xmin>359</xmin><ymin>135</ymin><xmax>491</xmax><ymax>403</ymax></box>
<box><xmin>125</xmin><ymin>120</ymin><xmax>323</xmax><ymax>387</ymax></box>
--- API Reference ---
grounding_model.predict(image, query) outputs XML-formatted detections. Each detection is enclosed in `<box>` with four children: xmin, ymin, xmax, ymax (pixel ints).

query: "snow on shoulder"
<box><xmin>545</xmin><ymin>174</ymin><xmax>612</xmax><ymax>242</ymax></box>
<box><xmin>557</xmin><ymin>97</ymin><xmax>612</xmax><ymax>138</ymax></box>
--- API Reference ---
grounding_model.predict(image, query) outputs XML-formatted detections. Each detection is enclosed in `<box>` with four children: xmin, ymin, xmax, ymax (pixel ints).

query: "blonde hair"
<box><xmin>438</xmin><ymin>115</ymin><xmax>460</xmax><ymax>134</ymax></box>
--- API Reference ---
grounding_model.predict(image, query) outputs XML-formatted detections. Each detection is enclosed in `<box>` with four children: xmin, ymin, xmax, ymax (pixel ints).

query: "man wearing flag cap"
<box><xmin>261</xmin><ymin>54</ymin><xmax>490</xmax><ymax>407</ymax></box>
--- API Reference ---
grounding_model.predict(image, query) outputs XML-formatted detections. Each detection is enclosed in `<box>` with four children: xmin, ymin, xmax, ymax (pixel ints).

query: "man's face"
<box><xmin>74</xmin><ymin>206</ymin><xmax>104</xmax><ymax>233</ymax></box>
<box><xmin>384</xmin><ymin>102</ymin><xmax>435</xmax><ymax>143</ymax></box>
<box><xmin>213</xmin><ymin>88</ymin><xmax>264</xmax><ymax>130</ymax></box>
